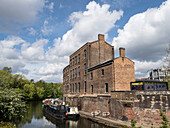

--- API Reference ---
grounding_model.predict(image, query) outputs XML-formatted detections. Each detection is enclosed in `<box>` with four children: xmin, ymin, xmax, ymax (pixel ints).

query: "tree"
<box><xmin>36</xmin><ymin>87</ymin><xmax>45</xmax><ymax>99</ymax></box>
<box><xmin>30</xmin><ymin>79</ymin><xmax>34</xmax><ymax>83</ymax></box>
<box><xmin>0</xmin><ymin>88</ymin><xmax>26</xmax><ymax>122</ymax></box>
<box><xmin>23</xmin><ymin>84</ymin><xmax>36</xmax><ymax>100</ymax></box>
<box><xmin>12</xmin><ymin>74</ymin><xmax>29</xmax><ymax>89</ymax></box>
<box><xmin>2</xmin><ymin>67</ymin><xmax>12</xmax><ymax>74</ymax></box>
<box><xmin>0</xmin><ymin>70</ymin><xmax>13</xmax><ymax>88</ymax></box>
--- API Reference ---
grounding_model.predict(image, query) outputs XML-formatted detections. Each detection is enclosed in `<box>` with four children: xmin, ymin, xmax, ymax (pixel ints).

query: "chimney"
<box><xmin>112</xmin><ymin>46</ymin><xmax>114</xmax><ymax>60</ymax></box>
<box><xmin>98</xmin><ymin>34</ymin><xmax>104</xmax><ymax>41</ymax></box>
<box><xmin>119</xmin><ymin>47</ymin><xmax>125</xmax><ymax>57</ymax></box>
<box><xmin>98</xmin><ymin>34</ymin><xmax>105</xmax><ymax>63</ymax></box>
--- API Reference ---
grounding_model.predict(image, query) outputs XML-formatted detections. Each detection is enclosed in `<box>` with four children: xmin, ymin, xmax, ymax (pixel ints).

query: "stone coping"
<box><xmin>66</xmin><ymin>94</ymin><xmax>111</xmax><ymax>98</ymax></box>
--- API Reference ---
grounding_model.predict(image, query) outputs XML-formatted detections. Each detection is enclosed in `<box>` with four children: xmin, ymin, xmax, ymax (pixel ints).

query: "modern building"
<box><xmin>148</xmin><ymin>68</ymin><xmax>169</xmax><ymax>81</ymax></box>
<box><xmin>63</xmin><ymin>34</ymin><xmax>135</xmax><ymax>102</ymax></box>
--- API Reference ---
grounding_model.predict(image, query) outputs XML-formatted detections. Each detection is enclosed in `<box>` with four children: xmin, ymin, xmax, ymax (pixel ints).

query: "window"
<box><xmin>75</xmin><ymin>56</ymin><xmax>77</xmax><ymax>64</ymax></box>
<box><xmin>78</xmin><ymin>67</ymin><xmax>80</xmax><ymax>77</ymax></box>
<box><xmin>70</xmin><ymin>59</ymin><xmax>72</xmax><ymax>66</ymax></box>
<box><xmin>75</xmin><ymin>68</ymin><xmax>77</xmax><ymax>78</ymax></box>
<box><xmin>70</xmin><ymin>70</ymin><xmax>72</xmax><ymax>79</ymax></box>
<box><xmin>91</xmin><ymin>72</ymin><xmax>93</xmax><ymax>79</ymax></box>
<box><xmin>102</xmin><ymin>69</ymin><xmax>104</xmax><ymax>76</ymax></box>
<box><xmin>73</xmin><ymin>69</ymin><xmax>74</xmax><ymax>78</ymax></box>
<box><xmin>84</xmin><ymin>49</ymin><xmax>86</xmax><ymax>59</ymax></box>
<box><xmin>91</xmin><ymin>85</ymin><xmax>93</xmax><ymax>94</ymax></box>
<box><xmin>70</xmin><ymin>84</ymin><xmax>72</xmax><ymax>93</ymax></box>
<box><xmin>84</xmin><ymin>81</ymin><xmax>86</xmax><ymax>93</ymax></box>
<box><xmin>78</xmin><ymin>83</ymin><xmax>80</xmax><ymax>93</ymax></box>
<box><xmin>78</xmin><ymin>54</ymin><xmax>80</xmax><ymax>63</ymax></box>
<box><xmin>105</xmin><ymin>83</ymin><xmax>108</xmax><ymax>93</ymax></box>
<box><xmin>75</xmin><ymin>83</ymin><xmax>77</xmax><ymax>93</ymax></box>
<box><xmin>84</xmin><ymin>63</ymin><xmax>86</xmax><ymax>75</ymax></box>
<box><xmin>73</xmin><ymin>58</ymin><xmax>74</xmax><ymax>65</ymax></box>
<box><xmin>73</xmin><ymin>84</ymin><xmax>74</xmax><ymax>93</ymax></box>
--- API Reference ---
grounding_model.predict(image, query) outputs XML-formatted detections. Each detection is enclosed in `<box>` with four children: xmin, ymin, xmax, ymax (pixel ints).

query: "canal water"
<box><xmin>17</xmin><ymin>101</ymin><xmax>112</xmax><ymax>128</ymax></box>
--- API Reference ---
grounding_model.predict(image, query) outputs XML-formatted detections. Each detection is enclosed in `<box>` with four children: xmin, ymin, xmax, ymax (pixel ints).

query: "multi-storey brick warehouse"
<box><xmin>63</xmin><ymin>34</ymin><xmax>135</xmax><ymax>102</ymax></box>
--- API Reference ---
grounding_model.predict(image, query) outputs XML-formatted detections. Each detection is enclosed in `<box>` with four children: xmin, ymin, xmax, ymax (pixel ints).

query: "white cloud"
<box><xmin>112</xmin><ymin>0</ymin><xmax>170</xmax><ymax>62</ymax></box>
<box><xmin>27</xmin><ymin>27</ymin><xmax>37</xmax><ymax>36</ymax></box>
<box><xmin>41</xmin><ymin>20</ymin><xmax>53</xmax><ymax>36</ymax></box>
<box><xmin>38</xmin><ymin>63</ymin><xmax>65</xmax><ymax>75</ymax></box>
<box><xmin>40</xmin><ymin>74</ymin><xmax>63</xmax><ymax>82</ymax></box>
<box><xmin>0</xmin><ymin>36</ymin><xmax>49</xmax><ymax>75</ymax></box>
<box><xmin>46</xmin><ymin>1</ymin><xmax>123</xmax><ymax>59</ymax></box>
<box><xmin>0</xmin><ymin>36</ymin><xmax>25</xmax><ymax>48</ymax></box>
<box><xmin>0</xmin><ymin>36</ymin><xmax>25</xmax><ymax>60</ymax></box>
<box><xmin>21</xmin><ymin>39</ymin><xmax>48</xmax><ymax>61</ymax></box>
<box><xmin>0</xmin><ymin>0</ymin><xmax>46</xmax><ymax>33</ymax></box>
<box><xmin>134</xmin><ymin>59</ymin><xmax>164</xmax><ymax>78</ymax></box>
<box><xmin>0</xmin><ymin>36</ymin><xmax>28</xmax><ymax>73</ymax></box>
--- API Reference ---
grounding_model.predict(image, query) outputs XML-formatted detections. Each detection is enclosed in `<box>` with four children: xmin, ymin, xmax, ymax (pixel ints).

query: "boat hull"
<box><xmin>43</xmin><ymin>105</ymin><xmax>66</xmax><ymax>120</ymax></box>
<box><xmin>66</xmin><ymin>114</ymin><xmax>80</xmax><ymax>120</ymax></box>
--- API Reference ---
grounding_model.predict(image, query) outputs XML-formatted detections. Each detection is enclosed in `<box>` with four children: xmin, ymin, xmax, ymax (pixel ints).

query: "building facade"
<box><xmin>63</xmin><ymin>34</ymin><xmax>135</xmax><ymax>102</ymax></box>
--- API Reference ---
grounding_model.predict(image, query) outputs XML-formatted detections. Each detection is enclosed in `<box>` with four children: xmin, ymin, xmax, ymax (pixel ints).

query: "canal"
<box><xmin>17</xmin><ymin>101</ymin><xmax>113</xmax><ymax>128</ymax></box>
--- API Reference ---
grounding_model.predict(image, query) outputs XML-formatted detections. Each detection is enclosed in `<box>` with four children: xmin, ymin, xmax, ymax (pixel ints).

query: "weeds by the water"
<box><xmin>0</xmin><ymin>121</ymin><xmax>16</xmax><ymax>128</ymax></box>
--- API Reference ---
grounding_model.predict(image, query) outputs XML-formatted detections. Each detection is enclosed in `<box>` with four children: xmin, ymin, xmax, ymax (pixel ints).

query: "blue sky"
<box><xmin>0</xmin><ymin>0</ymin><xmax>169</xmax><ymax>82</ymax></box>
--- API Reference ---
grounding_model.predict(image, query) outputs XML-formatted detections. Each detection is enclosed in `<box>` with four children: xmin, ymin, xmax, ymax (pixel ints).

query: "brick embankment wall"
<box><xmin>69</xmin><ymin>96</ymin><xmax>110</xmax><ymax>113</ymax></box>
<box><xmin>110</xmin><ymin>91</ymin><xmax>170</xmax><ymax>127</ymax></box>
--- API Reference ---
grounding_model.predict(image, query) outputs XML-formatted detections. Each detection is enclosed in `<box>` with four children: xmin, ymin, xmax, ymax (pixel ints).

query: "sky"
<box><xmin>0</xmin><ymin>0</ymin><xmax>169</xmax><ymax>82</ymax></box>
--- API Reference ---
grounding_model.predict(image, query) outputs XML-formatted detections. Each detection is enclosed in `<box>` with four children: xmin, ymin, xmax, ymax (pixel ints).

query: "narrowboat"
<box><xmin>43</xmin><ymin>98</ymin><xmax>80</xmax><ymax>120</ymax></box>
<box><xmin>43</xmin><ymin>104</ymin><xmax>67</xmax><ymax>120</ymax></box>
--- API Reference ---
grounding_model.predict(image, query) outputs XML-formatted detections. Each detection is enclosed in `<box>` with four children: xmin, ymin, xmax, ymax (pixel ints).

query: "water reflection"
<box><xmin>17</xmin><ymin>101</ymin><xmax>112</xmax><ymax>128</ymax></box>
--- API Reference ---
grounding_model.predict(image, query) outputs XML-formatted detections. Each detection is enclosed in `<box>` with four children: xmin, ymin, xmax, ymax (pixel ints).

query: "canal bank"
<box><xmin>79</xmin><ymin>111</ymin><xmax>130</xmax><ymax>128</ymax></box>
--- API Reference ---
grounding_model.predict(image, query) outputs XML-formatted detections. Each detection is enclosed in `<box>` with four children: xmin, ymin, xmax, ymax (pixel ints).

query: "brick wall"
<box><xmin>88</xmin><ymin>63</ymin><xmax>113</xmax><ymax>94</ymax></box>
<box><xmin>114</xmin><ymin>57</ymin><xmax>135</xmax><ymax>91</ymax></box>
<box><xmin>110</xmin><ymin>91</ymin><xmax>170</xmax><ymax>127</ymax></box>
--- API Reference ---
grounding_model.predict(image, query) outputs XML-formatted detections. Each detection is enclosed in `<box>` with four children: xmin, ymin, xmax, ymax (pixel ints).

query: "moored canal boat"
<box><xmin>43</xmin><ymin>99</ymin><xmax>80</xmax><ymax>120</ymax></box>
<box><xmin>43</xmin><ymin>104</ymin><xmax>67</xmax><ymax>120</ymax></box>
<box><xmin>66</xmin><ymin>106</ymin><xmax>80</xmax><ymax>120</ymax></box>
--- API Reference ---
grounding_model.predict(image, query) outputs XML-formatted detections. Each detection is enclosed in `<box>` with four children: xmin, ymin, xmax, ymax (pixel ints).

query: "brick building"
<box><xmin>63</xmin><ymin>34</ymin><xmax>135</xmax><ymax>102</ymax></box>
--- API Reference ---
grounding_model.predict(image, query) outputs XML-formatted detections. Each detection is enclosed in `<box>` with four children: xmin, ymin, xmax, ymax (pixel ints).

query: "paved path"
<box><xmin>79</xmin><ymin>111</ymin><xmax>131</xmax><ymax>128</ymax></box>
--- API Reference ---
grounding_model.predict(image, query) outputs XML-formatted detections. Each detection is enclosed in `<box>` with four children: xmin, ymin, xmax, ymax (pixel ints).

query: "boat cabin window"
<box><xmin>61</xmin><ymin>105</ymin><xmax>65</xmax><ymax>110</ymax></box>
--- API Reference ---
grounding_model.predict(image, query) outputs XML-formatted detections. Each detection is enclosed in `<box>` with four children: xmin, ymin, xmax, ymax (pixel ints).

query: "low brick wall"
<box><xmin>68</xmin><ymin>95</ymin><xmax>110</xmax><ymax>113</ymax></box>
<box><xmin>68</xmin><ymin>91</ymin><xmax>170</xmax><ymax>127</ymax></box>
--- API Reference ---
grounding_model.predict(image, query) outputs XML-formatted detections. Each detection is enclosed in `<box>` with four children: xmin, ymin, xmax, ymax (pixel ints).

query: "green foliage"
<box><xmin>0</xmin><ymin>88</ymin><xmax>26</xmax><ymax>122</ymax></box>
<box><xmin>12</xmin><ymin>74</ymin><xmax>29</xmax><ymax>89</ymax></box>
<box><xmin>34</xmin><ymin>81</ymin><xmax>63</xmax><ymax>99</ymax></box>
<box><xmin>0</xmin><ymin>121</ymin><xmax>16</xmax><ymax>128</ymax></box>
<box><xmin>160</xmin><ymin>110</ymin><xmax>170</xmax><ymax>128</ymax></box>
<box><xmin>0</xmin><ymin>67</ymin><xmax>63</xmax><ymax>100</ymax></box>
<box><xmin>23</xmin><ymin>84</ymin><xmax>36</xmax><ymax>100</ymax></box>
<box><xmin>36</xmin><ymin>87</ymin><xmax>45</xmax><ymax>99</ymax></box>
<box><xmin>0</xmin><ymin>67</ymin><xmax>63</xmax><ymax>124</ymax></box>
<box><xmin>130</xmin><ymin>120</ymin><xmax>142</xmax><ymax>128</ymax></box>
<box><xmin>131</xmin><ymin>120</ymin><xmax>137</xmax><ymax>128</ymax></box>
<box><xmin>0</xmin><ymin>70</ymin><xmax>13</xmax><ymax>88</ymax></box>
<box><xmin>2</xmin><ymin>67</ymin><xmax>12</xmax><ymax>74</ymax></box>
